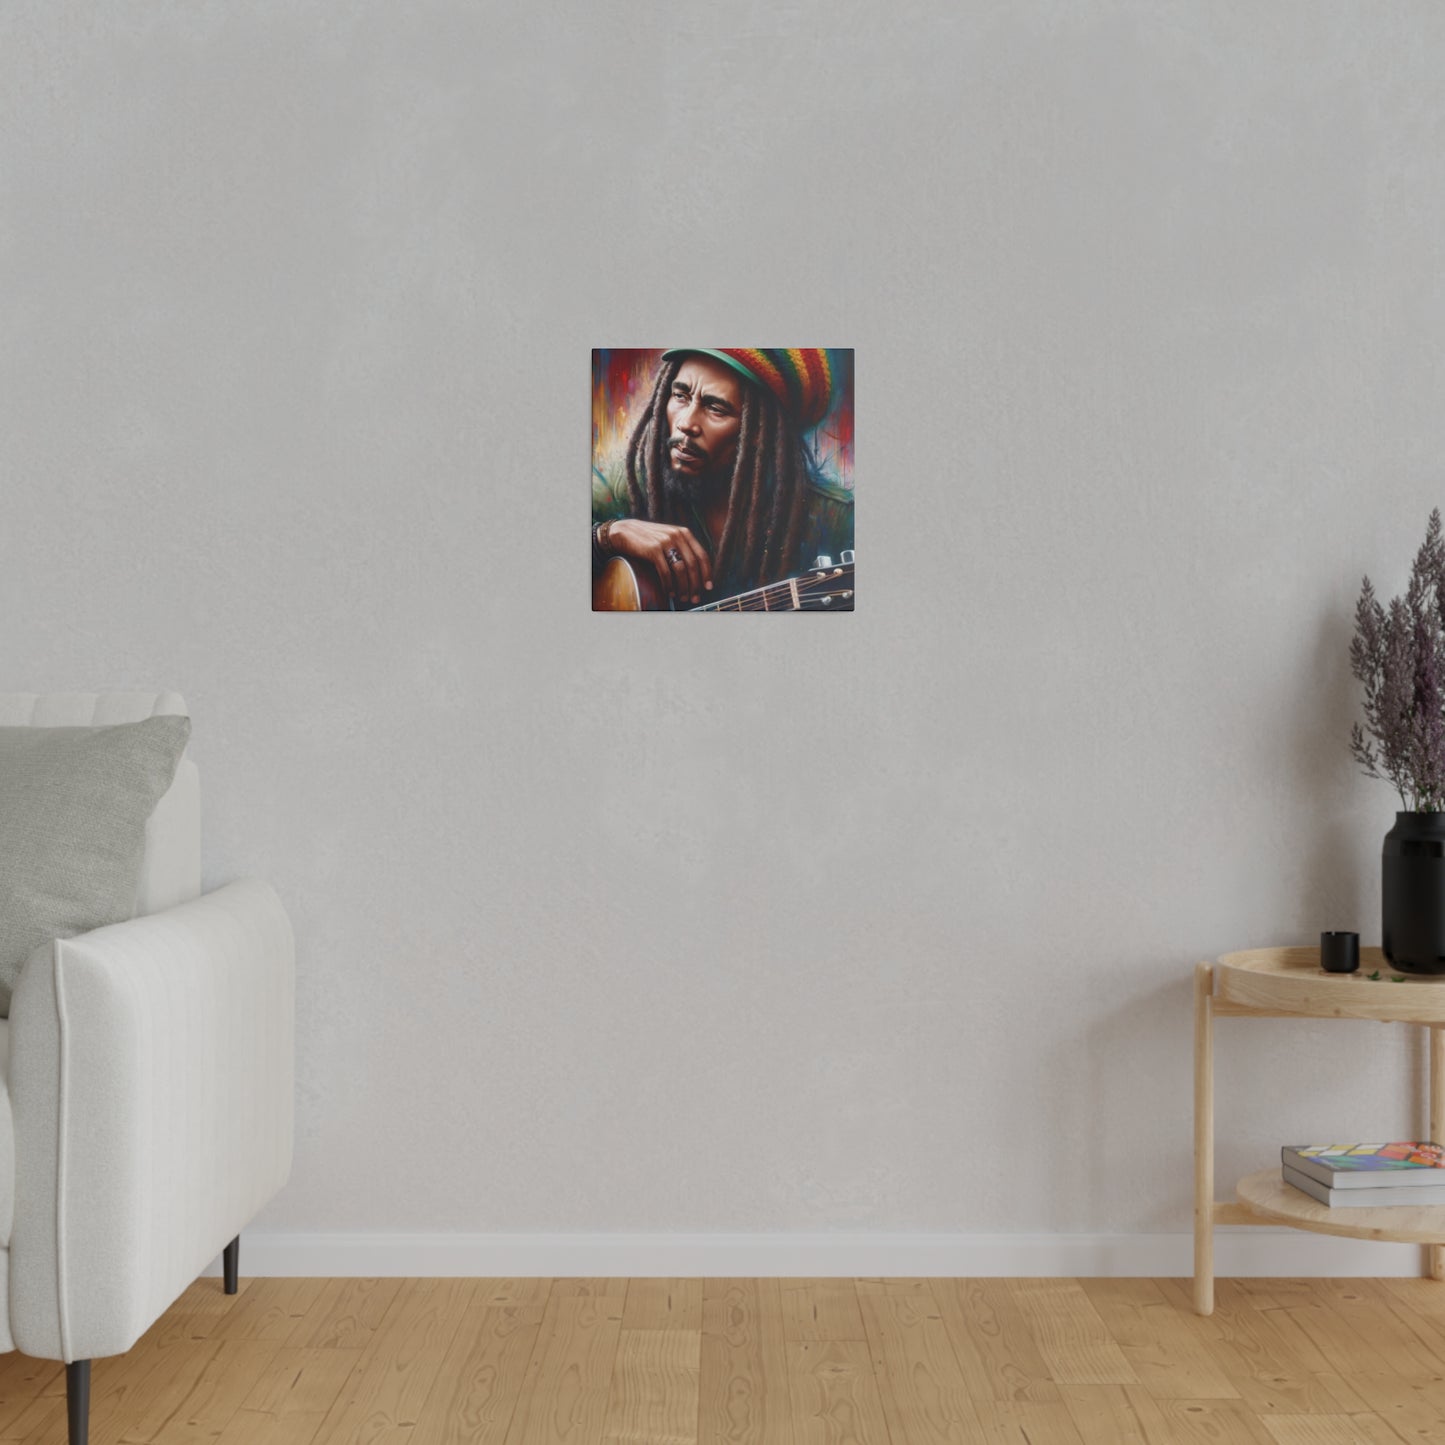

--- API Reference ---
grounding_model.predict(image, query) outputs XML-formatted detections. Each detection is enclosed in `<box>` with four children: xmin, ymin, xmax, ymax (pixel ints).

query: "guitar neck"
<box><xmin>691</xmin><ymin>564</ymin><xmax>854</xmax><ymax>612</ymax></box>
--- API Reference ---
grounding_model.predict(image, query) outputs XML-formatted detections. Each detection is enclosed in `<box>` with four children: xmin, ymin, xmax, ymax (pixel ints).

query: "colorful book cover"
<box><xmin>1286</xmin><ymin>1143</ymin><xmax>1445</xmax><ymax>1172</ymax></box>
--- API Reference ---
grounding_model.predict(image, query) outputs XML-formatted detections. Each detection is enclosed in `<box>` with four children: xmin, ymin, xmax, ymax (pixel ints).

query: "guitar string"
<box><xmin>697</xmin><ymin>592</ymin><xmax>855</xmax><ymax>612</ymax></box>
<box><xmin>691</xmin><ymin>571</ymin><xmax>853</xmax><ymax>612</ymax></box>
<box><xmin>695</xmin><ymin>589</ymin><xmax>854</xmax><ymax>612</ymax></box>
<box><xmin>697</xmin><ymin>594</ymin><xmax>855</xmax><ymax>612</ymax></box>
<box><xmin>696</xmin><ymin>595</ymin><xmax>849</xmax><ymax>612</ymax></box>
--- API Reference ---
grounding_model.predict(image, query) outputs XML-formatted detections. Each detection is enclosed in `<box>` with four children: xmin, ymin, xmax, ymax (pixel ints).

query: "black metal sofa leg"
<box><xmin>66</xmin><ymin>1360</ymin><xmax>90</xmax><ymax>1445</ymax></box>
<box><xmin>223</xmin><ymin>1235</ymin><xmax>240</xmax><ymax>1295</ymax></box>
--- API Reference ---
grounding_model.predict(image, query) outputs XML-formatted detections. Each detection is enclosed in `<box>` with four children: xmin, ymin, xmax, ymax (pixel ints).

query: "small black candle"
<box><xmin>1321</xmin><ymin>931</ymin><xmax>1360</xmax><ymax>974</ymax></box>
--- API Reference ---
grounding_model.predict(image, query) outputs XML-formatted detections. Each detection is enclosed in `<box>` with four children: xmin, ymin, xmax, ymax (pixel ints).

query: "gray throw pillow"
<box><xmin>0</xmin><ymin>714</ymin><xmax>192</xmax><ymax>1015</ymax></box>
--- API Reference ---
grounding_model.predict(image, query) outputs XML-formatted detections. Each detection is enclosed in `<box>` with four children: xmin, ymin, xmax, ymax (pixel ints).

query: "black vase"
<box><xmin>1383</xmin><ymin>812</ymin><xmax>1445</xmax><ymax>975</ymax></box>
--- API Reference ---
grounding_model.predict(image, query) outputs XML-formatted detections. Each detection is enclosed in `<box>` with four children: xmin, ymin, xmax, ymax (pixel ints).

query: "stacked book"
<box><xmin>1283</xmin><ymin>1143</ymin><xmax>1445</xmax><ymax>1207</ymax></box>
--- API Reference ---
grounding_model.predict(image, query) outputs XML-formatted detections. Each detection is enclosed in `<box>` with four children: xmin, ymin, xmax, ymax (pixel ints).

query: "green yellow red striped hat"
<box><xmin>662</xmin><ymin>348</ymin><xmax>835</xmax><ymax>430</ymax></box>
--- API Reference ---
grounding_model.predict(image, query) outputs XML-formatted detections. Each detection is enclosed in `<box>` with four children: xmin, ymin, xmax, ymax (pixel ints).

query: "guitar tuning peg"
<box><xmin>840</xmin><ymin>549</ymin><xmax>854</xmax><ymax>565</ymax></box>
<box><xmin>812</xmin><ymin>555</ymin><xmax>833</xmax><ymax>568</ymax></box>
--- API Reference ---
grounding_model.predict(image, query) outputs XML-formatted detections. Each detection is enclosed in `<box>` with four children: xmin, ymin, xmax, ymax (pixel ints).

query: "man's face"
<box><xmin>666</xmin><ymin>355</ymin><xmax>743</xmax><ymax>483</ymax></box>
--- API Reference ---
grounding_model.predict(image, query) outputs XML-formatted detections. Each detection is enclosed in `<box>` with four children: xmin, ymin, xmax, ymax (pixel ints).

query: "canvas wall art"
<box><xmin>592</xmin><ymin>348</ymin><xmax>854</xmax><ymax>612</ymax></box>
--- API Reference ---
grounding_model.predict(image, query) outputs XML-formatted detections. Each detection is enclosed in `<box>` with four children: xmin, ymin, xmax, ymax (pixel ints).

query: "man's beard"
<box><xmin>664</xmin><ymin>441</ymin><xmax>727</xmax><ymax>499</ymax></box>
<box><xmin>664</xmin><ymin>463</ymin><xmax>702</xmax><ymax>501</ymax></box>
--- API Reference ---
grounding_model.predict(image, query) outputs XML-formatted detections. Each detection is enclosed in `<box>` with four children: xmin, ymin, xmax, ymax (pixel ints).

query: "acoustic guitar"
<box><xmin>593</xmin><ymin>552</ymin><xmax>855</xmax><ymax>612</ymax></box>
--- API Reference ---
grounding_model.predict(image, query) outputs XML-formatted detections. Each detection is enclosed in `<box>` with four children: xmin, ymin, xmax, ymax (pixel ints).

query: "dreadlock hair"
<box><xmin>624</xmin><ymin>357</ymin><xmax>813</xmax><ymax>589</ymax></box>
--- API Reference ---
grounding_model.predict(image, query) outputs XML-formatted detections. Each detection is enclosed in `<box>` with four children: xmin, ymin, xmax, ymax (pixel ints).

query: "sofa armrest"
<box><xmin>7</xmin><ymin>879</ymin><xmax>294</xmax><ymax>1361</ymax></box>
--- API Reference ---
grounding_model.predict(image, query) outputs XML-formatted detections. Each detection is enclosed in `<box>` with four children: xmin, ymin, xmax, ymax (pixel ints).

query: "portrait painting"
<box><xmin>592</xmin><ymin>349</ymin><xmax>854</xmax><ymax>612</ymax></box>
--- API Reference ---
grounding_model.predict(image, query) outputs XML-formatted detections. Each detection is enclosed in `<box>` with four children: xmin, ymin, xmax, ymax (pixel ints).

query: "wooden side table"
<box><xmin>1194</xmin><ymin>946</ymin><xmax>1445</xmax><ymax>1316</ymax></box>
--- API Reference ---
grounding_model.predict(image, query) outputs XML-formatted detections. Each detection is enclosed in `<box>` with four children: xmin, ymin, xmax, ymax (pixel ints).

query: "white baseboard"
<box><xmin>202</xmin><ymin>1229</ymin><xmax>1431</xmax><ymax>1279</ymax></box>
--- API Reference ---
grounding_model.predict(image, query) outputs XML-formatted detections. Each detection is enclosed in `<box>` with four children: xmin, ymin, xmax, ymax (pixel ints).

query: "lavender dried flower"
<box><xmin>1352</xmin><ymin>510</ymin><xmax>1445</xmax><ymax>811</ymax></box>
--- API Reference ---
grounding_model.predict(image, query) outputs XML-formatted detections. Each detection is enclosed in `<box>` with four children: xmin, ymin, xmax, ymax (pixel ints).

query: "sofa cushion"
<box><xmin>0</xmin><ymin>716</ymin><xmax>191</xmax><ymax>1015</ymax></box>
<box><xmin>0</xmin><ymin>695</ymin><xmax>200</xmax><ymax>920</ymax></box>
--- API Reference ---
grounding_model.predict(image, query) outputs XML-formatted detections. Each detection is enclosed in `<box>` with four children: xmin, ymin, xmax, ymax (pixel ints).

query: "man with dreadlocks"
<box><xmin>592</xmin><ymin>348</ymin><xmax>853</xmax><ymax>607</ymax></box>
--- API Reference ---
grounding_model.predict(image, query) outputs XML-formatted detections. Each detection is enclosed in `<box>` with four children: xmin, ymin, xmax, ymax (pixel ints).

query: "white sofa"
<box><xmin>0</xmin><ymin>692</ymin><xmax>294</xmax><ymax>1445</ymax></box>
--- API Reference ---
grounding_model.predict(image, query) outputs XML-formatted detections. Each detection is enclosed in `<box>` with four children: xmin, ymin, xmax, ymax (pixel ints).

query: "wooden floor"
<box><xmin>5</xmin><ymin>1277</ymin><xmax>1445</xmax><ymax>1443</ymax></box>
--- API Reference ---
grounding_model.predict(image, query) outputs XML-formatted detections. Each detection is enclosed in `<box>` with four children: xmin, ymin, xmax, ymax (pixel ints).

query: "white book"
<box><xmin>1283</xmin><ymin>1164</ymin><xmax>1445</xmax><ymax>1209</ymax></box>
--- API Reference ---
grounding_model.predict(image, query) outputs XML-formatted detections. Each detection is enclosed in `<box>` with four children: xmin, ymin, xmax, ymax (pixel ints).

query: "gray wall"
<box><xmin>3</xmin><ymin>0</ymin><xmax>1444</xmax><ymax>1238</ymax></box>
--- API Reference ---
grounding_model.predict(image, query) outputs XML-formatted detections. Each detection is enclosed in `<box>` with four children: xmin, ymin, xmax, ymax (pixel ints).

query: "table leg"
<box><xmin>1431</xmin><ymin>1025</ymin><xmax>1445</xmax><ymax>1282</ymax></box>
<box><xmin>1194</xmin><ymin>961</ymin><xmax>1214</xmax><ymax>1315</ymax></box>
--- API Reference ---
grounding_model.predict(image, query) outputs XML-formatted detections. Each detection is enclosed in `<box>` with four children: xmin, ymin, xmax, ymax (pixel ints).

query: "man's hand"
<box><xmin>606</xmin><ymin>520</ymin><xmax>713</xmax><ymax>605</ymax></box>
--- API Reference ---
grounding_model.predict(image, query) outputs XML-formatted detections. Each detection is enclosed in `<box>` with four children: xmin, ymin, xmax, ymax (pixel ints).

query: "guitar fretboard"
<box><xmin>690</xmin><ymin>565</ymin><xmax>854</xmax><ymax>612</ymax></box>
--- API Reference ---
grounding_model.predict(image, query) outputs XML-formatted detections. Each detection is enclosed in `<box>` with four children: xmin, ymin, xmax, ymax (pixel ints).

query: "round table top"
<box><xmin>1236</xmin><ymin>1167</ymin><xmax>1445</xmax><ymax>1243</ymax></box>
<box><xmin>1216</xmin><ymin>946</ymin><xmax>1445</xmax><ymax>1022</ymax></box>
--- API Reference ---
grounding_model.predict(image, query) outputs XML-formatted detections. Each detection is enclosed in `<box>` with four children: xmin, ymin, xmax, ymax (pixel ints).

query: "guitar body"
<box><xmin>593</xmin><ymin>553</ymin><xmax>855</xmax><ymax>612</ymax></box>
<box><xmin>592</xmin><ymin>557</ymin><xmax>670</xmax><ymax>611</ymax></box>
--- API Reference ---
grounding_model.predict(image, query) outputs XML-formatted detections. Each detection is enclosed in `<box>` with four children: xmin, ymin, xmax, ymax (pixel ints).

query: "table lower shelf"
<box><xmin>1235</xmin><ymin>1168</ymin><xmax>1445</xmax><ymax>1244</ymax></box>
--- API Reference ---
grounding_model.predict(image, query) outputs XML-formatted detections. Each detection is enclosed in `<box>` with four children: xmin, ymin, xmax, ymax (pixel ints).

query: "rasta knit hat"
<box><xmin>662</xmin><ymin>348</ymin><xmax>835</xmax><ymax>430</ymax></box>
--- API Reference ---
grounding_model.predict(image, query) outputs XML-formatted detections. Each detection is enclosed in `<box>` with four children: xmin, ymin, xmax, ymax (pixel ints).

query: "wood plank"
<box><xmin>623</xmin><ymin>1281</ymin><xmax>704</xmax><ymax>1332</ymax></box>
<box><xmin>150</xmin><ymin>1340</ymin><xmax>283</xmax><ymax>1444</ymax></box>
<box><xmin>551</xmin><ymin>1280</ymin><xmax>631</xmax><ymax>1299</ymax></box>
<box><xmin>971</xmin><ymin>1399</ymin><xmax>1087</xmax><ymax>1444</ymax></box>
<box><xmin>1161</xmin><ymin>1279</ymin><xmax>1368</xmax><ymax>1417</ymax></box>
<box><xmin>1371</xmin><ymin>1277</ymin><xmax>1445</xmax><ymax>1369</ymax></box>
<box><xmin>853</xmin><ymin>1279</ymin><xmax>932</xmax><ymax>1297</ymax></box>
<box><xmin>1079</xmin><ymin>1277</ymin><xmax>1237</xmax><ymax>1398</ymax></box>
<box><xmin>409</xmin><ymin>1302</ymin><xmax>545</xmax><ymax>1445</ymax></box>
<box><xmin>698</xmin><ymin>1279</ymin><xmax>794</xmax><ymax>1445</ymax></box>
<box><xmin>169</xmin><ymin>1278</ymin><xmax>248</xmax><ymax>1319</ymax></box>
<box><xmin>9</xmin><ymin>1393</ymin><xmax>66</xmax><ymax>1445</ymax></box>
<box><xmin>286</xmin><ymin>1277</ymin><xmax>403</xmax><ymax>1350</ymax></box>
<box><xmin>930</xmin><ymin>1277</ymin><xmax>1060</xmax><ymax>1403</ymax></box>
<box><xmin>141</xmin><ymin>1313</ymin><xmax>216</xmax><ymax>1351</ymax></box>
<box><xmin>1317</xmin><ymin>1278</ymin><xmax>1445</xmax><ymax>1377</ymax></box>
<box><xmin>1058</xmin><ymin>1384</ymin><xmax>1155</xmax><ymax>1444</ymax></box>
<box><xmin>1376</xmin><ymin>1275</ymin><xmax>1445</xmax><ymax>1320</ymax></box>
<box><xmin>785</xmin><ymin>1342</ymin><xmax>888</xmax><ymax>1445</ymax></box>
<box><xmin>478</xmin><ymin>1281</ymin><xmax>554</xmax><ymax>1308</ymax></box>
<box><xmin>601</xmin><ymin>1329</ymin><xmax>699</xmax><ymax>1445</ymax></box>
<box><xmin>310</xmin><ymin>1277</ymin><xmax>474</xmax><ymax>1443</ymax></box>
<box><xmin>1143</xmin><ymin>1398</ymin><xmax>1279</xmax><ymax>1444</ymax></box>
<box><xmin>779</xmin><ymin>1284</ymin><xmax>864</xmax><ymax>1343</ymax></box>
<box><xmin>856</xmin><ymin>1281</ymin><xmax>982</xmax><ymax>1444</ymax></box>
<box><xmin>1267</xmin><ymin>1292</ymin><xmax>1409</xmax><ymax>1379</ymax></box>
<box><xmin>504</xmin><ymin>1292</ymin><xmax>624</xmax><ymax>1445</ymax></box>
<box><xmin>204</xmin><ymin>1278</ymin><xmax>331</xmax><ymax>1343</ymax></box>
<box><xmin>0</xmin><ymin>1358</ymin><xmax>62</xmax><ymax>1438</ymax></box>
<box><xmin>1259</xmin><ymin>1415</ymin><xmax>1404</xmax><ymax>1444</ymax></box>
<box><xmin>1211</xmin><ymin>1284</ymin><xmax>1359</xmax><ymax>1391</ymax></box>
<box><xmin>233</xmin><ymin>1345</ymin><xmax>362</xmax><ymax>1417</ymax></box>
<box><xmin>1006</xmin><ymin>1280</ymin><xmax>1138</xmax><ymax>1387</ymax></box>
<box><xmin>1341</xmin><ymin>1372</ymin><xmax>1445</xmax><ymax>1444</ymax></box>
<box><xmin>212</xmin><ymin>1347</ymin><xmax>364</xmax><ymax>1445</ymax></box>
<box><xmin>110</xmin><ymin>1337</ymin><xmax>223</xmax><ymax>1443</ymax></box>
